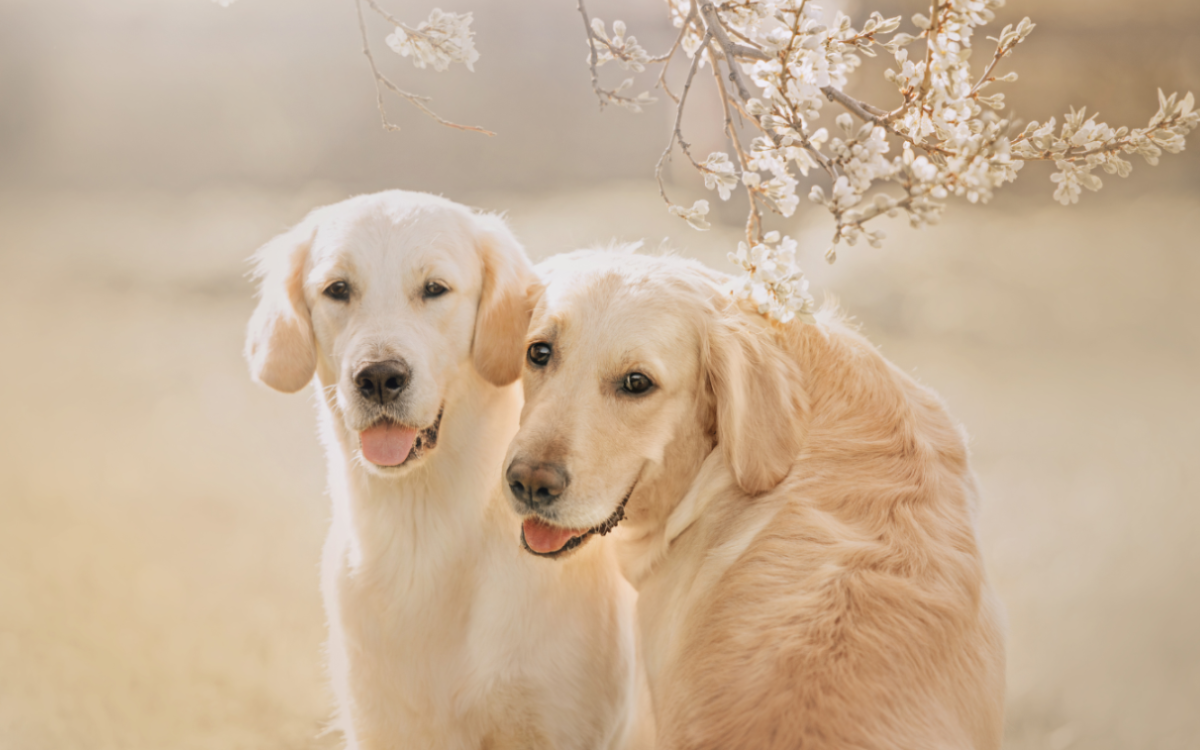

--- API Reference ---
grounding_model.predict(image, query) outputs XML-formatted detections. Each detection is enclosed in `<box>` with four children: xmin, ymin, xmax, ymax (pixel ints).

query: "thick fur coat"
<box><xmin>505</xmin><ymin>249</ymin><xmax>1006</xmax><ymax>750</ymax></box>
<box><xmin>246</xmin><ymin>194</ymin><xmax>647</xmax><ymax>750</ymax></box>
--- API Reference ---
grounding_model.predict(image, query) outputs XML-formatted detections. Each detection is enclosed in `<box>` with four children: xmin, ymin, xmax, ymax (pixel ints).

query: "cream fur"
<box><xmin>246</xmin><ymin>194</ymin><xmax>648</xmax><ymax>750</ymax></box>
<box><xmin>508</xmin><ymin>249</ymin><xmax>1006</xmax><ymax>750</ymax></box>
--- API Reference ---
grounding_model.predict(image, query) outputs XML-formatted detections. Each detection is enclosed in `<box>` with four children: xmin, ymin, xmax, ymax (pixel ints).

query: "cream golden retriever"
<box><xmin>505</xmin><ymin>249</ymin><xmax>1006</xmax><ymax>749</ymax></box>
<box><xmin>245</xmin><ymin>192</ymin><xmax>646</xmax><ymax>750</ymax></box>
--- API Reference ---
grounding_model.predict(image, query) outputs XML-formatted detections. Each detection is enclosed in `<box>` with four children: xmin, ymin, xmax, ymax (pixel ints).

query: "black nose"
<box><xmin>507</xmin><ymin>459</ymin><xmax>569</xmax><ymax>508</ymax></box>
<box><xmin>354</xmin><ymin>360</ymin><xmax>411</xmax><ymax>405</ymax></box>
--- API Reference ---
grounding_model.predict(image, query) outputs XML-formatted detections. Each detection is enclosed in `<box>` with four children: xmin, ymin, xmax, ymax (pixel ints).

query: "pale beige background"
<box><xmin>1</xmin><ymin>1</ymin><xmax>1198</xmax><ymax>748</ymax></box>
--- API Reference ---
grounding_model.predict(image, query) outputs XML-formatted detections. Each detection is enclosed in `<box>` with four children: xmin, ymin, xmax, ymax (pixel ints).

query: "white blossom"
<box><xmin>1050</xmin><ymin>160</ymin><xmax>1102</xmax><ymax>205</ymax></box>
<box><xmin>590</xmin><ymin>18</ymin><xmax>652</xmax><ymax>73</ymax></box>
<box><xmin>726</xmin><ymin>233</ymin><xmax>815</xmax><ymax>324</ymax></box>
<box><xmin>762</xmin><ymin>173</ymin><xmax>800</xmax><ymax>217</ymax></box>
<box><xmin>581</xmin><ymin>0</ymin><xmax>1197</xmax><ymax>326</ymax></box>
<box><xmin>669</xmin><ymin>199</ymin><xmax>712</xmax><ymax>231</ymax></box>
<box><xmin>702</xmin><ymin>152</ymin><xmax>739</xmax><ymax>200</ymax></box>
<box><xmin>386</xmin><ymin>9</ymin><xmax>479</xmax><ymax>73</ymax></box>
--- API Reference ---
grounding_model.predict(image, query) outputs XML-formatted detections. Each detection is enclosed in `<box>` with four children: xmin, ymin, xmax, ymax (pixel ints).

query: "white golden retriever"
<box><xmin>504</xmin><ymin>249</ymin><xmax>1006</xmax><ymax>750</ymax></box>
<box><xmin>245</xmin><ymin>192</ymin><xmax>646</xmax><ymax>750</ymax></box>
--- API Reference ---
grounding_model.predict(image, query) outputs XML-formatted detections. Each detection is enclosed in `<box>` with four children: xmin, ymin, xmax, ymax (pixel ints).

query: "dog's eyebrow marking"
<box><xmin>309</xmin><ymin>252</ymin><xmax>358</xmax><ymax>288</ymax></box>
<box><xmin>408</xmin><ymin>260</ymin><xmax>438</xmax><ymax>286</ymax></box>
<box><xmin>528</xmin><ymin>322</ymin><xmax>559</xmax><ymax>345</ymax></box>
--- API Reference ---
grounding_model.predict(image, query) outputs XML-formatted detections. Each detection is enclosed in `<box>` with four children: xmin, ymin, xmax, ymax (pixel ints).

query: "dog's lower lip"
<box><xmin>359</xmin><ymin>407</ymin><xmax>443</xmax><ymax>467</ymax></box>
<box><xmin>522</xmin><ymin>517</ymin><xmax>589</xmax><ymax>555</ymax></box>
<box><xmin>519</xmin><ymin>480</ymin><xmax>635</xmax><ymax>559</ymax></box>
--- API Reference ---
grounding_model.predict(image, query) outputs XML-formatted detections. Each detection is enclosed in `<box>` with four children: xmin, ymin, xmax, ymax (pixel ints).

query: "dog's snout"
<box><xmin>507</xmin><ymin>459</ymin><xmax>569</xmax><ymax>507</ymax></box>
<box><xmin>354</xmin><ymin>360</ymin><xmax>411</xmax><ymax>405</ymax></box>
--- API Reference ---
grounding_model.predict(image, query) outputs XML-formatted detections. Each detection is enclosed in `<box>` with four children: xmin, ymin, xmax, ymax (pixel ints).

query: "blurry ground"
<box><xmin>0</xmin><ymin>181</ymin><xmax>1197</xmax><ymax>750</ymax></box>
<box><xmin>1</xmin><ymin>0</ymin><xmax>1199</xmax><ymax>748</ymax></box>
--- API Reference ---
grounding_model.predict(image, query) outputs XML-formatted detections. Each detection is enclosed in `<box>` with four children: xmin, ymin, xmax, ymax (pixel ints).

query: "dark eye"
<box><xmin>423</xmin><ymin>280</ymin><xmax>449</xmax><ymax>298</ymax></box>
<box><xmin>323</xmin><ymin>280</ymin><xmax>351</xmax><ymax>302</ymax></box>
<box><xmin>621</xmin><ymin>372</ymin><xmax>654</xmax><ymax>395</ymax></box>
<box><xmin>527</xmin><ymin>343</ymin><xmax>552</xmax><ymax>367</ymax></box>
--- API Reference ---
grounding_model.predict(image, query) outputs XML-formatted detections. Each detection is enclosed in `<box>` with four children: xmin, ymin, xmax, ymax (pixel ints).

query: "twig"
<box><xmin>655</xmin><ymin>1</ymin><xmax>698</xmax><ymax>104</ymax></box>
<box><xmin>577</xmin><ymin>0</ymin><xmax>606</xmax><ymax>109</ymax></box>
<box><xmin>697</xmin><ymin>2</ymin><xmax>765</xmax><ymax>102</ymax></box>
<box><xmin>700</xmin><ymin>3</ymin><xmax>771</xmax><ymax>63</ymax></box>
<box><xmin>969</xmin><ymin>45</ymin><xmax>1009</xmax><ymax>98</ymax></box>
<box><xmin>709</xmin><ymin>4</ymin><xmax>838</xmax><ymax>182</ymax></box>
<box><xmin>353</xmin><ymin>0</ymin><xmax>493</xmax><ymax>135</ymax></box>
<box><xmin>728</xmin><ymin>96</ymin><xmax>770</xmax><ymax>135</ymax></box>
<box><xmin>821</xmin><ymin>84</ymin><xmax>952</xmax><ymax>157</ymax></box>
<box><xmin>364</xmin><ymin>0</ymin><xmax>408</xmax><ymax>32</ymax></box>
<box><xmin>835</xmin><ymin>193</ymin><xmax>915</xmax><ymax>237</ymax></box>
<box><xmin>821</xmin><ymin>85</ymin><xmax>881</xmax><ymax>125</ymax></box>
<box><xmin>651</xmin><ymin>1</ymin><xmax>696</xmax><ymax>63</ymax></box>
<box><xmin>708</xmin><ymin>44</ymin><xmax>748</xmax><ymax>174</ymax></box>
<box><xmin>655</xmin><ymin>29</ymin><xmax>713</xmax><ymax>205</ymax></box>
<box><xmin>576</xmin><ymin>0</ymin><xmax>649</xmax><ymax>110</ymax></box>
<box><xmin>1010</xmin><ymin>114</ymin><xmax>1186</xmax><ymax>162</ymax></box>
<box><xmin>722</xmin><ymin>20</ymin><xmax>766</xmax><ymax>51</ymax></box>
<box><xmin>707</xmin><ymin>44</ymin><xmax>762</xmax><ymax>244</ymax></box>
<box><xmin>917</xmin><ymin>0</ymin><xmax>942</xmax><ymax>100</ymax></box>
<box><xmin>365</xmin><ymin>0</ymin><xmax>467</xmax><ymax>62</ymax></box>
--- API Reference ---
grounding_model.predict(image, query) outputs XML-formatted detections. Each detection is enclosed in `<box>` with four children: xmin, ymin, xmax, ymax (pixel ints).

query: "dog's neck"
<box><xmin>611</xmin><ymin>416</ymin><xmax>715</xmax><ymax>587</ymax></box>
<box><xmin>316</xmin><ymin>367</ymin><xmax>522</xmax><ymax>577</ymax></box>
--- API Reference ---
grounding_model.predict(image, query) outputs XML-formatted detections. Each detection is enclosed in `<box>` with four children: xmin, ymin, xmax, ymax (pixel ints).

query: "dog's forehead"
<box><xmin>536</xmin><ymin>263</ymin><xmax>703</xmax><ymax>364</ymax></box>
<box><xmin>310</xmin><ymin>202</ymin><xmax>476</xmax><ymax>271</ymax></box>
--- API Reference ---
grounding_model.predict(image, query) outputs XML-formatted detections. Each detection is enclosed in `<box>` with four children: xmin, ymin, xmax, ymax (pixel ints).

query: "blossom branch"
<box><xmin>365</xmin><ymin>0</ymin><xmax>473</xmax><ymax>66</ymax></box>
<box><xmin>577</xmin><ymin>0</ymin><xmax>606</xmax><ymax>107</ymax></box>
<box><xmin>820</xmin><ymin>86</ymin><xmax>879</xmax><ymax>125</ymax></box>
<box><xmin>651</xmin><ymin>1</ymin><xmax>697</xmax><ymax>63</ymax></box>
<box><xmin>576</xmin><ymin>0</ymin><xmax>657</xmax><ymax>111</ymax></box>
<box><xmin>353</xmin><ymin>0</ymin><xmax>493</xmax><ymax>135</ymax></box>
<box><xmin>656</xmin><ymin>29</ymin><xmax>714</xmax><ymax>209</ymax></box>
<box><xmin>571</xmin><ymin>0</ymin><xmax>1196</xmax><ymax>323</ymax></box>
<box><xmin>707</xmin><ymin>44</ymin><xmax>763</xmax><ymax>245</ymax></box>
<box><xmin>364</xmin><ymin>0</ymin><xmax>412</xmax><ymax>35</ymax></box>
<box><xmin>655</xmin><ymin>2</ymin><xmax>698</xmax><ymax>103</ymax></box>
<box><xmin>822</xmin><ymin>85</ymin><xmax>953</xmax><ymax>158</ymax></box>
<box><xmin>697</xmin><ymin>2</ymin><xmax>762</xmax><ymax>102</ymax></box>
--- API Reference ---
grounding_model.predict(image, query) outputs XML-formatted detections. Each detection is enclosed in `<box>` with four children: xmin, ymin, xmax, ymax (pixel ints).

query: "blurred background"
<box><xmin>1</xmin><ymin>0</ymin><xmax>1197</xmax><ymax>748</ymax></box>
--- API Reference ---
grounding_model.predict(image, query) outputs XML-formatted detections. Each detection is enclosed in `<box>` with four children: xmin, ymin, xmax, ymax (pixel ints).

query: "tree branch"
<box><xmin>821</xmin><ymin>85</ymin><xmax>952</xmax><ymax>157</ymax></box>
<box><xmin>577</xmin><ymin>0</ymin><xmax>606</xmax><ymax>109</ymax></box>
<box><xmin>820</xmin><ymin>85</ymin><xmax>881</xmax><ymax>125</ymax></box>
<box><xmin>707</xmin><ymin>43</ymin><xmax>762</xmax><ymax>244</ymax></box>
<box><xmin>656</xmin><ymin>30</ymin><xmax>713</xmax><ymax>206</ymax></box>
<box><xmin>697</xmin><ymin>2</ymin><xmax>765</xmax><ymax>102</ymax></box>
<box><xmin>655</xmin><ymin>1</ymin><xmax>698</xmax><ymax>103</ymax></box>
<box><xmin>353</xmin><ymin>0</ymin><xmax>493</xmax><ymax>135</ymax></box>
<box><xmin>575</xmin><ymin>0</ymin><xmax>651</xmax><ymax>110</ymax></box>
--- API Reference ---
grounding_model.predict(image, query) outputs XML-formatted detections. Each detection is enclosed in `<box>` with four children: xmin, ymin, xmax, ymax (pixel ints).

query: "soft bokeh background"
<box><xmin>1</xmin><ymin>0</ymin><xmax>1197</xmax><ymax>748</ymax></box>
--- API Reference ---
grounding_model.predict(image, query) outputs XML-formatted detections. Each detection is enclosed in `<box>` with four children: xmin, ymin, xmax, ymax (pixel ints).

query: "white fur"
<box><xmin>246</xmin><ymin>192</ymin><xmax>647</xmax><ymax>750</ymax></box>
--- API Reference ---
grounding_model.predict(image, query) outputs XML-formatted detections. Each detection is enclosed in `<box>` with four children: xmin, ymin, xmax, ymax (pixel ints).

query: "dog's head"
<box><xmin>245</xmin><ymin>190</ymin><xmax>538</xmax><ymax>476</ymax></box>
<box><xmin>505</xmin><ymin>250</ymin><xmax>804</xmax><ymax>558</ymax></box>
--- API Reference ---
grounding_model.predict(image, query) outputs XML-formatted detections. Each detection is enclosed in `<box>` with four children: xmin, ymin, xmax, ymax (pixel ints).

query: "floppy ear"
<box><xmin>704</xmin><ymin>310</ymin><xmax>805</xmax><ymax>495</ymax></box>
<box><xmin>471</xmin><ymin>215</ymin><xmax>541</xmax><ymax>386</ymax></box>
<box><xmin>244</xmin><ymin>222</ymin><xmax>318</xmax><ymax>393</ymax></box>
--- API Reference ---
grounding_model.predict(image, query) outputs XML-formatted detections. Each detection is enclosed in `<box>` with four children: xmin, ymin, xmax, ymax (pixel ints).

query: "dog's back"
<box><xmin>656</xmin><ymin>317</ymin><xmax>1006</xmax><ymax>749</ymax></box>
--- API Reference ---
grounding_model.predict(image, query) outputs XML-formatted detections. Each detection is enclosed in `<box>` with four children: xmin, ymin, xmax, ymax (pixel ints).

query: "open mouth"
<box><xmin>520</xmin><ymin>480</ymin><xmax>636</xmax><ymax>559</ymax></box>
<box><xmin>358</xmin><ymin>407</ymin><xmax>443</xmax><ymax>467</ymax></box>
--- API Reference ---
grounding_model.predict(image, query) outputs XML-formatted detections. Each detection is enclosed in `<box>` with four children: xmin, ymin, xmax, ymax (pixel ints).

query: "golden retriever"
<box><xmin>504</xmin><ymin>248</ymin><xmax>1006</xmax><ymax>749</ymax></box>
<box><xmin>245</xmin><ymin>193</ymin><xmax>647</xmax><ymax>750</ymax></box>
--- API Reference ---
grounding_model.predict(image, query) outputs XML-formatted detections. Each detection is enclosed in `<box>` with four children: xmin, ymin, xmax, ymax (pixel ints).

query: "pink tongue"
<box><xmin>359</xmin><ymin>423</ymin><xmax>419</xmax><ymax>466</ymax></box>
<box><xmin>522</xmin><ymin>517</ymin><xmax>586</xmax><ymax>555</ymax></box>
